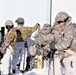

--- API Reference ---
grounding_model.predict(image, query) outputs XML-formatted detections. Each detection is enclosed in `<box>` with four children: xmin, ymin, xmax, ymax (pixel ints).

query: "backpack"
<box><xmin>34</xmin><ymin>24</ymin><xmax>54</xmax><ymax>57</ymax></box>
<box><xmin>35</xmin><ymin>24</ymin><xmax>53</xmax><ymax>45</ymax></box>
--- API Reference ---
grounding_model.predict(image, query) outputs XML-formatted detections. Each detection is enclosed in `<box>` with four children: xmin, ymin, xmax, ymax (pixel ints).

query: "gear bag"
<box><xmin>34</xmin><ymin>24</ymin><xmax>54</xmax><ymax>57</ymax></box>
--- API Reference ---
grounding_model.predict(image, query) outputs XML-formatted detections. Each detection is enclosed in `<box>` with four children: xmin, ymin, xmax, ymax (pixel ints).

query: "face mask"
<box><xmin>6</xmin><ymin>25</ymin><xmax>13</xmax><ymax>31</ymax></box>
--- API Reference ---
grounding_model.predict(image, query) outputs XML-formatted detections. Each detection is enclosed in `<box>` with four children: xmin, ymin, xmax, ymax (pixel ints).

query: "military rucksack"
<box><xmin>34</xmin><ymin>24</ymin><xmax>54</xmax><ymax>57</ymax></box>
<box><xmin>35</xmin><ymin>24</ymin><xmax>53</xmax><ymax>45</ymax></box>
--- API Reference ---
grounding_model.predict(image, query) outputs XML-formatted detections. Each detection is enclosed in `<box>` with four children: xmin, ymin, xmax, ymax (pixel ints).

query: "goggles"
<box><xmin>57</xmin><ymin>17</ymin><xmax>69</xmax><ymax>24</ymax></box>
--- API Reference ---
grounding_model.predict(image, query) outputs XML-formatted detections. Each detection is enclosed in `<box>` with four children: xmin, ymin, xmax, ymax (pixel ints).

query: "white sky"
<box><xmin>0</xmin><ymin>0</ymin><xmax>76</xmax><ymax>27</ymax></box>
<box><xmin>0</xmin><ymin>0</ymin><xmax>5</xmax><ymax>27</ymax></box>
<box><xmin>5</xmin><ymin>0</ymin><xmax>50</xmax><ymax>27</ymax></box>
<box><xmin>52</xmin><ymin>0</ymin><xmax>76</xmax><ymax>25</ymax></box>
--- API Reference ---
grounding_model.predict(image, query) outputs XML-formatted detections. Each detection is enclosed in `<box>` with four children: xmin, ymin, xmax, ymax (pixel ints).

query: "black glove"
<box><xmin>41</xmin><ymin>44</ymin><xmax>46</xmax><ymax>48</ymax></box>
<box><xmin>0</xmin><ymin>51</ymin><xmax>3</xmax><ymax>60</ymax></box>
<box><xmin>36</xmin><ymin>50</ymin><xmax>41</xmax><ymax>55</ymax></box>
<box><xmin>24</xmin><ymin>41</ymin><xmax>27</xmax><ymax>47</ymax></box>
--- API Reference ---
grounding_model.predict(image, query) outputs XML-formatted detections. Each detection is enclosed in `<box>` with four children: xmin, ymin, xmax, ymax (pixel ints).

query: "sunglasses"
<box><xmin>6</xmin><ymin>25</ymin><xmax>13</xmax><ymax>29</ymax></box>
<box><xmin>57</xmin><ymin>17</ymin><xmax>69</xmax><ymax>24</ymax></box>
<box><xmin>57</xmin><ymin>21</ymin><xmax>64</xmax><ymax>24</ymax></box>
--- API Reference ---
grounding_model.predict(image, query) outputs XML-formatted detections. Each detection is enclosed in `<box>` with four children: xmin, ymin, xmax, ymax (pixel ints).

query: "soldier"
<box><xmin>5</xmin><ymin>20</ymin><xmax>14</xmax><ymax>32</ymax></box>
<box><xmin>1</xmin><ymin>20</ymin><xmax>14</xmax><ymax>75</ymax></box>
<box><xmin>54</xmin><ymin>11</ymin><xmax>76</xmax><ymax>75</ymax></box>
<box><xmin>11</xmin><ymin>17</ymin><xmax>40</xmax><ymax>74</ymax></box>
<box><xmin>47</xmin><ymin>12</ymin><xmax>73</xmax><ymax>75</ymax></box>
<box><xmin>50</xmin><ymin>16</ymin><xmax>66</xmax><ymax>75</ymax></box>
<box><xmin>34</xmin><ymin>24</ymin><xmax>54</xmax><ymax>70</ymax></box>
<box><xmin>25</xmin><ymin>33</ymin><xmax>36</xmax><ymax>71</ymax></box>
<box><xmin>35</xmin><ymin>23</ymin><xmax>62</xmax><ymax>75</ymax></box>
<box><xmin>35</xmin><ymin>24</ymin><xmax>54</xmax><ymax>57</ymax></box>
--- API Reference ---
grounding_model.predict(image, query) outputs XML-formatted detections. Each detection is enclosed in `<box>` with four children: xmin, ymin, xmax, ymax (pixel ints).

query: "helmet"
<box><xmin>55</xmin><ymin>12</ymin><xmax>70</xmax><ymax>22</ymax></box>
<box><xmin>5</xmin><ymin>20</ymin><xmax>14</xmax><ymax>26</ymax></box>
<box><xmin>15</xmin><ymin>17</ymin><xmax>24</xmax><ymax>24</ymax></box>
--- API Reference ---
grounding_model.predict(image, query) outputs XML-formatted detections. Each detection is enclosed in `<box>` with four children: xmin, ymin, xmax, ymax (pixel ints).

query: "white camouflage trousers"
<box><xmin>1</xmin><ymin>45</ymin><xmax>13</xmax><ymax>74</ymax></box>
<box><xmin>63</xmin><ymin>56</ymin><xmax>76</xmax><ymax>75</ymax></box>
<box><xmin>49</xmin><ymin>59</ymin><xmax>63</xmax><ymax>75</ymax></box>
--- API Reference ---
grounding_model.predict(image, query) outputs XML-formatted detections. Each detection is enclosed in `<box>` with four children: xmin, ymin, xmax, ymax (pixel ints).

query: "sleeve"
<box><xmin>27</xmin><ymin>23</ymin><xmax>40</xmax><ymax>33</ymax></box>
<box><xmin>55</xmin><ymin>25</ymin><xmax>74</xmax><ymax>50</ymax></box>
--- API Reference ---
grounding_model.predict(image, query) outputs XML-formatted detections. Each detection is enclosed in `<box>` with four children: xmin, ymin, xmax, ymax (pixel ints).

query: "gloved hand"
<box><xmin>24</xmin><ymin>41</ymin><xmax>27</xmax><ymax>47</ymax></box>
<box><xmin>0</xmin><ymin>51</ymin><xmax>3</xmax><ymax>60</ymax></box>
<box><xmin>41</xmin><ymin>44</ymin><xmax>46</xmax><ymax>48</ymax></box>
<box><xmin>49</xmin><ymin>41</ymin><xmax>57</xmax><ymax>50</ymax></box>
<box><xmin>36</xmin><ymin>23</ymin><xmax>41</xmax><ymax>31</ymax></box>
<box><xmin>36</xmin><ymin>23</ymin><xmax>40</xmax><ymax>26</ymax></box>
<box><xmin>36</xmin><ymin>50</ymin><xmax>41</xmax><ymax>56</ymax></box>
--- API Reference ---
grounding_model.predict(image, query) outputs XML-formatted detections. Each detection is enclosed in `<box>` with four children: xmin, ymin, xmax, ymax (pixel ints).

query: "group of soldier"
<box><xmin>0</xmin><ymin>11</ymin><xmax>76</xmax><ymax>75</ymax></box>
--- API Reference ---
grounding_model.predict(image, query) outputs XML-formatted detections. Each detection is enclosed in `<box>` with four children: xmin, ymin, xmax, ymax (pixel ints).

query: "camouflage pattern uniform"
<box><xmin>1</xmin><ymin>18</ymin><xmax>39</xmax><ymax>74</ymax></box>
<box><xmin>11</xmin><ymin>17</ymin><xmax>40</xmax><ymax>72</ymax></box>
<box><xmin>55</xmin><ymin>11</ymin><xmax>76</xmax><ymax>75</ymax></box>
<box><xmin>34</xmin><ymin>24</ymin><xmax>54</xmax><ymax>69</ymax></box>
<box><xmin>26</xmin><ymin>33</ymin><xmax>36</xmax><ymax>70</ymax></box>
<box><xmin>1</xmin><ymin>20</ymin><xmax>14</xmax><ymax>75</ymax></box>
<box><xmin>48</xmin><ymin>22</ymin><xmax>64</xmax><ymax>75</ymax></box>
<box><xmin>35</xmin><ymin>24</ymin><xmax>54</xmax><ymax>56</ymax></box>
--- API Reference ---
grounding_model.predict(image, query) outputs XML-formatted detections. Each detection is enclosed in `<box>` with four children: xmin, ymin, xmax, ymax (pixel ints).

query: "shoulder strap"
<box><xmin>15</xmin><ymin>29</ymin><xmax>23</xmax><ymax>42</ymax></box>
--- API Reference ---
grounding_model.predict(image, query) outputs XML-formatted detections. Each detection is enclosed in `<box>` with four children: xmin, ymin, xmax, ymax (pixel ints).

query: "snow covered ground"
<box><xmin>0</xmin><ymin>60</ymin><xmax>50</xmax><ymax>75</ymax></box>
<box><xmin>0</xmin><ymin>64</ymin><xmax>49</xmax><ymax>75</ymax></box>
<box><xmin>16</xmin><ymin>68</ymin><xmax>48</xmax><ymax>75</ymax></box>
<box><xmin>0</xmin><ymin>38</ymin><xmax>50</xmax><ymax>75</ymax></box>
<box><xmin>0</xmin><ymin>58</ymin><xmax>64</xmax><ymax>75</ymax></box>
